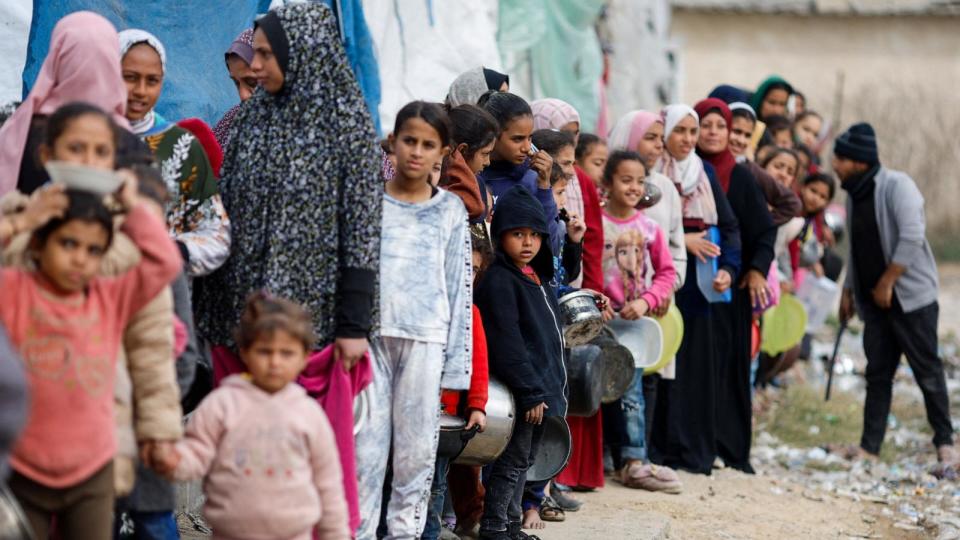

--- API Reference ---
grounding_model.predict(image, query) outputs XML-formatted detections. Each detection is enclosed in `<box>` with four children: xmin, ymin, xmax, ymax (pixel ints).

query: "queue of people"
<box><xmin>0</xmin><ymin>4</ymin><xmax>955</xmax><ymax>540</ymax></box>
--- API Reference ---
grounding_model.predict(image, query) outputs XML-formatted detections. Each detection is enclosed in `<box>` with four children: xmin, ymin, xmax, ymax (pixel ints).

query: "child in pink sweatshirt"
<box><xmin>0</xmin><ymin>178</ymin><xmax>182</xmax><ymax>539</ymax></box>
<box><xmin>157</xmin><ymin>293</ymin><xmax>350</xmax><ymax>540</ymax></box>
<box><xmin>601</xmin><ymin>151</ymin><xmax>677</xmax><ymax>316</ymax></box>
<box><xmin>600</xmin><ymin>150</ymin><xmax>683</xmax><ymax>493</ymax></box>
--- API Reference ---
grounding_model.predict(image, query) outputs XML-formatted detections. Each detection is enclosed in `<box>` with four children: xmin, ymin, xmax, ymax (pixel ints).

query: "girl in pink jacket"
<box><xmin>601</xmin><ymin>151</ymin><xmax>677</xmax><ymax>317</ymax></box>
<box><xmin>158</xmin><ymin>293</ymin><xmax>350</xmax><ymax>540</ymax></box>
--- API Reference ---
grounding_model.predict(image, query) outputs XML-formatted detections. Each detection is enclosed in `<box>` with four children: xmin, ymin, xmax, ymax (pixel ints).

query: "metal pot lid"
<box><xmin>526</xmin><ymin>416</ymin><xmax>572</xmax><ymax>482</ymax></box>
<box><xmin>559</xmin><ymin>290</ymin><xmax>597</xmax><ymax>303</ymax></box>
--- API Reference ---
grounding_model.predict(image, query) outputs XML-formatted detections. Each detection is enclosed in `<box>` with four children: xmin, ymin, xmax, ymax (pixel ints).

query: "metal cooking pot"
<box><xmin>591</xmin><ymin>327</ymin><xmax>636</xmax><ymax>403</ymax></box>
<box><xmin>352</xmin><ymin>387</ymin><xmax>370</xmax><ymax>436</ymax></box>
<box><xmin>526</xmin><ymin>416</ymin><xmax>572</xmax><ymax>482</ymax></box>
<box><xmin>0</xmin><ymin>484</ymin><xmax>33</xmax><ymax>540</ymax></box>
<box><xmin>455</xmin><ymin>378</ymin><xmax>516</xmax><ymax>466</ymax></box>
<box><xmin>437</xmin><ymin>414</ymin><xmax>480</xmax><ymax>459</ymax></box>
<box><xmin>558</xmin><ymin>291</ymin><xmax>604</xmax><ymax>347</ymax></box>
<box><xmin>565</xmin><ymin>344</ymin><xmax>605</xmax><ymax>417</ymax></box>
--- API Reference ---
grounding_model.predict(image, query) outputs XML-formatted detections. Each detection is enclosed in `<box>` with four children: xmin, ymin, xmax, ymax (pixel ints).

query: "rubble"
<box><xmin>752</xmin><ymin>329</ymin><xmax>960</xmax><ymax>538</ymax></box>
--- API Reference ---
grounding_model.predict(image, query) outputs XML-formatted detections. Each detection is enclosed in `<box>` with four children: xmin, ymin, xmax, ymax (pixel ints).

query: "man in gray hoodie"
<box><xmin>835</xmin><ymin>122</ymin><xmax>955</xmax><ymax>463</ymax></box>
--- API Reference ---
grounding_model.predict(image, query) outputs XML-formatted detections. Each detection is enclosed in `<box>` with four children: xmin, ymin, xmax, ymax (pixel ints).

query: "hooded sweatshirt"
<box><xmin>173</xmin><ymin>374</ymin><xmax>350</xmax><ymax>539</ymax></box>
<box><xmin>479</xmin><ymin>159</ymin><xmax>559</xmax><ymax>225</ymax></box>
<box><xmin>474</xmin><ymin>186</ymin><xmax>566</xmax><ymax>416</ymax></box>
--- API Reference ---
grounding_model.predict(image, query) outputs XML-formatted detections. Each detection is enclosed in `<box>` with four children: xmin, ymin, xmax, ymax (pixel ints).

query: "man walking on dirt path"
<box><xmin>835</xmin><ymin>122</ymin><xmax>956</xmax><ymax>464</ymax></box>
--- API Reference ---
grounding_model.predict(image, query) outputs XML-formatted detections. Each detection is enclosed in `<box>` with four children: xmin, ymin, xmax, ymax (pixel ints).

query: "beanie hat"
<box><xmin>834</xmin><ymin>122</ymin><xmax>879</xmax><ymax>165</ymax></box>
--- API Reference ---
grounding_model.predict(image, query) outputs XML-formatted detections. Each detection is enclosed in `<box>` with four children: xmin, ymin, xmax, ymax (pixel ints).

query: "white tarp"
<box><xmin>0</xmin><ymin>0</ymin><xmax>31</xmax><ymax>104</ymax></box>
<box><xmin>362</xmin><ymin>0</ymin><xmax>501</xmax><ymax>133</ymax></box>
<box><xmin>603</xmin><ymin>0</ymin><xmax>678</xmax><ymax>125</ymax></box>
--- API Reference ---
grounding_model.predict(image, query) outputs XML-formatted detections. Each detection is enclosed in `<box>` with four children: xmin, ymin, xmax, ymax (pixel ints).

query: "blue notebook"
<box><xmin>695</xmin><ymin>226</ymin><xmax>732</xmax><ymax>303</ymax></box>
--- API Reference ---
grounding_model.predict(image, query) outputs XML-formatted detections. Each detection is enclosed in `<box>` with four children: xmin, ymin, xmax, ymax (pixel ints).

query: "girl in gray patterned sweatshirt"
<box><xmin>355</xmin><ymin>102</ymin><xmax>472</xmax><ymax>539</ymax></box>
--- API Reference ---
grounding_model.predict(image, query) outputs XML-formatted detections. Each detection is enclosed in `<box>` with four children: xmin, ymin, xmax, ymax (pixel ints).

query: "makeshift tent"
<box><xmin>0</xmin><ymin>1</ymin><xmax>30</xmax><ymax>105</ymax></box>
<box><xmin>363</xmin><ymin>0</ymin><xmax>501</xmax><ymax>132</ymax></box>
<box><xmin>498</xmin><ymin>0</ymin><xmax>605</xmax><ymax>131</ymax></box>
<box><xmin>22</xmin><ymin>0</ymin><xmax>381</xmax><ymax>130</ymax></box>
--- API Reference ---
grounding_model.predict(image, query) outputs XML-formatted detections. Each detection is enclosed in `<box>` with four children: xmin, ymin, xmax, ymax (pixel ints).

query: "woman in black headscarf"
<box><xmin>194</xmin><ymin>4</ymin><xmax>381</xmax><ymax>530</ymax></box>
<box><xmin>446</xmin><ymin>66</ymin><xmax>510</xmax><ymax>107</ymax></box>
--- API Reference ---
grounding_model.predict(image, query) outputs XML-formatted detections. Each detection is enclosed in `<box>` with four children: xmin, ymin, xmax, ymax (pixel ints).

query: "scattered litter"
<box><xmin>750</xmin><ymin>330</ymin><xmax>960</xmax><ymax>530</ymax></box>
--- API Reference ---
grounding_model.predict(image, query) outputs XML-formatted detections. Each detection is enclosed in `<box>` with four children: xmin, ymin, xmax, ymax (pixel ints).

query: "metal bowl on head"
<box><xmin>558</xmin><ymin>290</ymin><xmax>604</xmax><ymax>347</ymax></box>
<box><xmin>606</xmin><ymin>316</ymin><xmax>664</xmax><ymax>370</ymax></box>
<box><xmin>526</xmin><ymin>416</ymin><xmax>572</xmax><ymax>482</ymax></box>
<box><xmin>455</xmin><ymin>378</ymin><xmax>516</xmax><ymax>466</ymax></box>
<box><xmin>590</xmin><ymin>327</ymin><xmax>636</xmax><ymax>403</ymax></box>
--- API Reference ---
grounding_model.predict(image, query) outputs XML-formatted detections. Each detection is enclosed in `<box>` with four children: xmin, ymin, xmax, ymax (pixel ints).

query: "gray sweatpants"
<box><xmin>355</xmin><ymin>336</ymin><xmax>444</xmax><ymax>540</ymax></box>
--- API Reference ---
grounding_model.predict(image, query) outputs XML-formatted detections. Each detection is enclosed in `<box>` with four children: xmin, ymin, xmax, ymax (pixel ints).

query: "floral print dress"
<box><xmin>145</xmin><ymin>124</ymin><xmax>231</xmax><ymax>277</ymax></box>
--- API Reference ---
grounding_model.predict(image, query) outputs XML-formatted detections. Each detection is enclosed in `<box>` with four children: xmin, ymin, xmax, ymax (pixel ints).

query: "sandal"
<box><xmin>550</xmin><ymin>489</ymin><xmax>583</xmax><ymax>512</ymax></box>
<box><xmin>538</xmin><ymin>496</ymin><xmax>565</xmax><ymax>522</ymax></box>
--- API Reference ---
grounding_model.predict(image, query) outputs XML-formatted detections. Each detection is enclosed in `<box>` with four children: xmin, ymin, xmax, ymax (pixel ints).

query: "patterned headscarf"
<box><xmin>531</xmin><ymin>98</ymin><xmax>580</xmax><ymax>131</ymax></box>
<box><xmin>196</xmin><ymin>3</ymin><xmax>381</xmax><ymax>351</ymax></box>
<box><xmin>225</xmin><ymin>28</ymin><xmax>255</xmax><ymax>65</ymax></box>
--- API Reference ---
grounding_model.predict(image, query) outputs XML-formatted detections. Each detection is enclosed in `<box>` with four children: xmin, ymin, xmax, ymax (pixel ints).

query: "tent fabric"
<box><xmin>362</xmin><ymin>0</ymin><xmax>501</xmax><ymax>133</ymax></box>
<box><xmin>497</xmin><ymin>0</ymin><xmax>605</xmax><ymax>131</ymax></box>
<box><xmin>23</xmin><ymin>0</ymin><xmax>381</xmax><ymax>131</ymax></box>
<box><xmin>0</xmin><ymin>2</ymin><xmax>30</xmax><ymax>104</ymax></box>
<box><xmin>23</xmin><ymin>1</ymin><xmax>262</xmax><ymax>126</ymax></box>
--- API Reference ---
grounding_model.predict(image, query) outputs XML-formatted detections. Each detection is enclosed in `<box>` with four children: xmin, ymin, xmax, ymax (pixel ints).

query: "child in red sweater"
<box><xmin>425</xmin><ymin>229</ymin><xmax>492</xmax><ymax>539</ymax></box>
<box><xmin>0</xmin><ymin>105</ymin><xmax>181</xmax><ymax>538</ymax></box>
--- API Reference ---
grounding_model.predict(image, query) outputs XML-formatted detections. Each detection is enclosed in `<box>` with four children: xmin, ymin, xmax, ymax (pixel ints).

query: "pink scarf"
<box><xmin>0</xmin><ymin>11</ymin><xmax>129</xmax><ymax>196</ymax></box>
<box><xmin>607</xmin><ymin>110</ymin><xmax>661</xmax><ymax>153</ymax></box>
<box><xmin>531</xmin><ymin>98</ymin><xmax>581</xmax><ymax>131</ymax></box>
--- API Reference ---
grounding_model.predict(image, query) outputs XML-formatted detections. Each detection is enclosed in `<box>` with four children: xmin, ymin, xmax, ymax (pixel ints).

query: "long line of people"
<box><xmin>0</xmin><ymin>4</ymin><xmax>953</xmax><ymax>540</ymax></box>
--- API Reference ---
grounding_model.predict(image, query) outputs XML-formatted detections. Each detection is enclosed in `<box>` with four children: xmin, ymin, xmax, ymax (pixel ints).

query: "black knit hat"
<box><xmin>834</xmin><ymin>122</ymin><xmax>879</xmax><ymax>165</ymax></box>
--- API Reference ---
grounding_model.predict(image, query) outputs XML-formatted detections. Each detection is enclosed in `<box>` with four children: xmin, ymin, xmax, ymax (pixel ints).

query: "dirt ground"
<box><xmin>176</xmin><ymin>469</ymin><xmax>920</xmax><ymax>540</ymax></box>
<box><xmin>536</xmin><ymin>470</ymin><xmax>921</xmax><ymax>540</ymax></box>
<box><xmin>175</xmin><ymin>265</ymin><xmax>960</xmax><ymax>540</ymax></box>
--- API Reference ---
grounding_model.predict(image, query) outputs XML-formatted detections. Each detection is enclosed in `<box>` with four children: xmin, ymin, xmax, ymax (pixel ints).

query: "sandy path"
<box><xmin>536</xmin><ymin>469</ymin><xmax>922</xmax><ymax>540</ymax></box>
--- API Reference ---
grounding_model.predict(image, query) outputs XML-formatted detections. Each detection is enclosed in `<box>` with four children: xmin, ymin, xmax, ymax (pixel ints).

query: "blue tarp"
<box><xmin>23</xmin><ymin>0</ymin><xmax>381</xmax><ymax>131</ymax></box>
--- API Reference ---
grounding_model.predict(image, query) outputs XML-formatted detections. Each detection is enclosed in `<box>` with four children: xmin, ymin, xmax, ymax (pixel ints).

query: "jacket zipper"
<box><xmin>540</xmin><ymin>285</ymin><xmax>569</xmax><ymax>409</ymax></box>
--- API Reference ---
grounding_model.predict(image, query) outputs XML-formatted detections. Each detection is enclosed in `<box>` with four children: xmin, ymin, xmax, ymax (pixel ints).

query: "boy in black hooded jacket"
<box><xmin>475</xmin><ymin>185</ymin><xmax>566</xmax><ymax>539</ymax></box>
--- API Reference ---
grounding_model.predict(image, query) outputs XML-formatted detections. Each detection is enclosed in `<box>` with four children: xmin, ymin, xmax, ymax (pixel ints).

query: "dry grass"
<box><xmin>758</xmin><ymin>381</ymin><xmax>933</xmax><ymax>462</ymax></box>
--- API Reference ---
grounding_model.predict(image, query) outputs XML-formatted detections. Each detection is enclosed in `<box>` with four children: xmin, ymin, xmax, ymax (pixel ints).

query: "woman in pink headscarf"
<box><xmin>608</xmin><ymin>110</ymin><xmax>687</xmax><ymax>294</ymax></box>
<box><xmin>531</xmin><ymin>98</ymin><xmax>609</xmax><ymax>504</ymax></box>
<box><xmin>0</xmin><ymin>11</ymin><xmax>129</xmax><ymax>196</ymax></box>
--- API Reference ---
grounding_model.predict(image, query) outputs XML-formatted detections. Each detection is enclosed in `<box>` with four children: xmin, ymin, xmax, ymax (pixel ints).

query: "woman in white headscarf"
<box><xmin>647</xmin><ymin>104</ymin><xmax>741</xmax><ymax>476</ymax></box>
<box><xmin>119</xmin><ymin>29</ymin><xmax>230</xmax><ymax>278</ymax></box>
